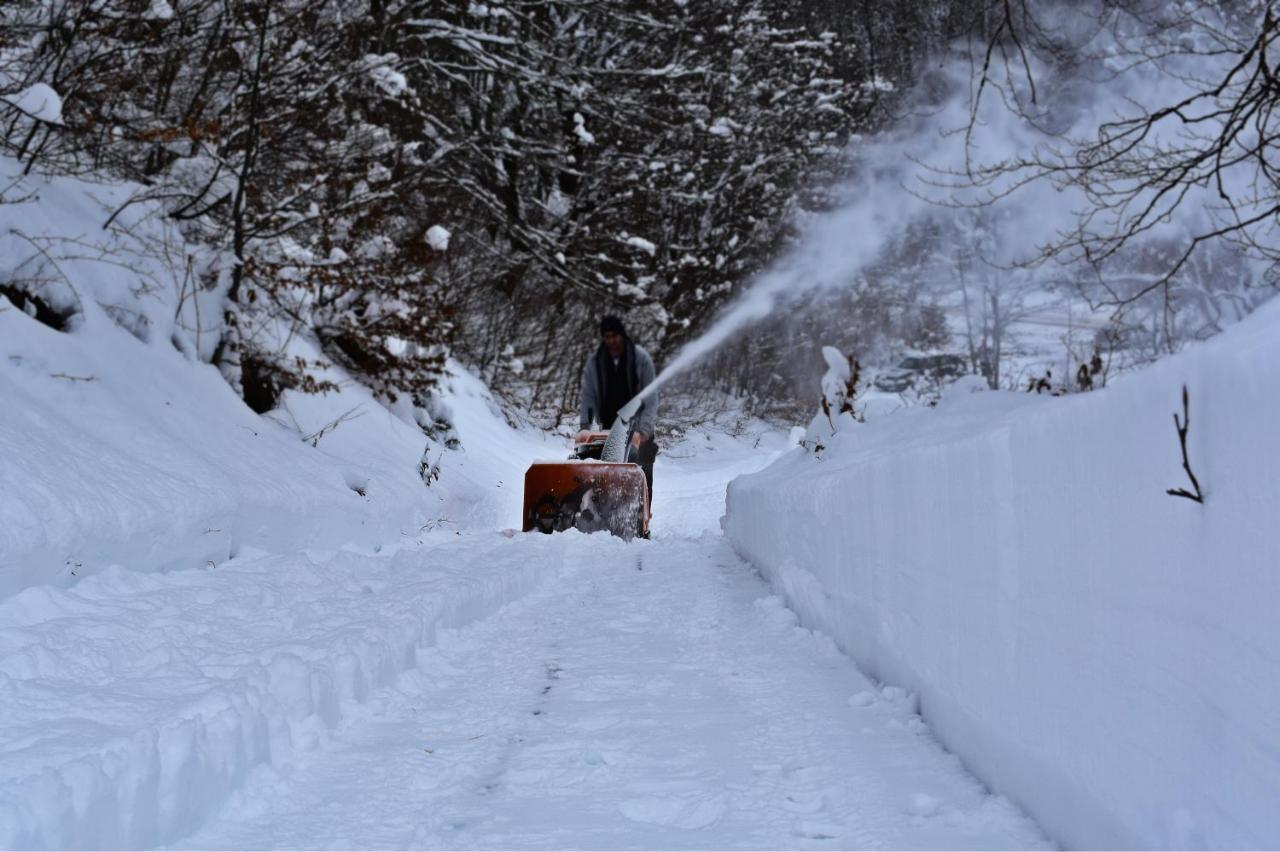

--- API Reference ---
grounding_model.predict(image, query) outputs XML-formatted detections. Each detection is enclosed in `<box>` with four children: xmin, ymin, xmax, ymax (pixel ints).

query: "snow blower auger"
<box><xmin>522</xmin><ymin>416</ymin><xmax>650</xmax><ymax>540</ymax></box>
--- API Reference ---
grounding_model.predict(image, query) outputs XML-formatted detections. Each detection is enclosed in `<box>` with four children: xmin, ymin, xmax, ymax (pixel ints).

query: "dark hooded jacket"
<box><xmin>578</xmin><ymin>339</ymin><xmax>658</xmax><ymax>436</ymax></box>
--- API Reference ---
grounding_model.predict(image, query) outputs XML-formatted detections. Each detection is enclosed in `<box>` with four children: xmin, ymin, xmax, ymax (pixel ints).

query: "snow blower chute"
<box><xmin>522</xmin><ymin>402</ymin><xmax>650</xmax><ymax>539</ymax></box>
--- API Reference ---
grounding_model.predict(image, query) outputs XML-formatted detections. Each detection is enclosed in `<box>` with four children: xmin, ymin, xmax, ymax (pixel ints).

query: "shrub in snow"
<box><xmin>1076</xmin><ymin>351</ymin><xmax>1104</xmax><ymax>391</ymax></box>
<box><xmin>802</xmin><ymin>346</ymin><xmax>860</xmax><ymax>451</ymax></box>
<box><xmin>415</xmin><ymin>393</ymin><xmax>461</xmax><ymax>451</ymax></box>
<box><xmin>418</xmin><ymin>447</ymin><xmax>442</xmax><ymax>486</ymax></box>
<box><xmin>1165</xmin><ymin>385</ymin><xmax>1205</xmax><ymax>504</ymax></box>
<box><xmin>226</xmin><ymin>254</ymin><xmax>450</xmax><ymax>413</ymax></box>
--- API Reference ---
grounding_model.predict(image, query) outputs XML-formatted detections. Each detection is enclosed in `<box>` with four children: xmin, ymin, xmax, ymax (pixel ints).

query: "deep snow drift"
<box><xmin>725</xmin><ymin>296</ymin><xmax>1280</xmax><ymax>849</ymax></box>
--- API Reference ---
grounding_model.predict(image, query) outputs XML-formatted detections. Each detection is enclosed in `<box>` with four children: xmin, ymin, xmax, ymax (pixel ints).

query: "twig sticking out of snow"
<box><xmin>303</xmin><ymin>406</ymin><xmax>366</xmax><ymax>446</ymax></box>
<box><xmin>1166</xmin><ymin>385</ymin><xmax>1205</xmax><ymax>504</ymax></box>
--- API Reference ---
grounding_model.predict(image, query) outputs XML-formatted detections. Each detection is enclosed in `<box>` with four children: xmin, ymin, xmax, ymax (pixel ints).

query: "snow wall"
<box><xmin>724</xmin><ymin>298</ymin><xmax>1280</xmax><ymax>849</ymax></box>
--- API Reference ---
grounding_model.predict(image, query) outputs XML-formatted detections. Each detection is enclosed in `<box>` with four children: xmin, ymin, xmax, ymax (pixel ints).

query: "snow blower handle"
<box><xmin>618</xmin><ymin>395</ymin><xmax>643</xmax><ymax>423</ymax></box>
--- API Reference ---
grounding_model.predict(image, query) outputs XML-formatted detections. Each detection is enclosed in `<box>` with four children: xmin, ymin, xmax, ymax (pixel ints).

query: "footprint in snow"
<box><xmin>907</xmin><ymin>792</ymin><xmax>942</xmax><ymax>817</ymax></box>
<box><xmin>618</xmin><ymin>793</ymin><xmax>727</xmax><ymax>829</ymax></box>
<box><xmin>782</xmin><ymin>792</ymin><xmax>826</xmax><ymax>815</ymax></box>
<box><xmin>848</xmin><ymin>690</ymin><xmax>878</xmax><ymax>708</ymax></box>
<box><xmin>792</xmin><ymin>819</ymin><xmax>844</xmax><ymax>840</ymax></box>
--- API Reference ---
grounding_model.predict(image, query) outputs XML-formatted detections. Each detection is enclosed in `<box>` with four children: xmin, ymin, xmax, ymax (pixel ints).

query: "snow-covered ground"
<box><xmin>177</xmin><ymin>534</ymin><xmax>1046</xmax><ymax>851</ymax></box>
<box><xmin>0</xmin><ymin>534</ymin><xmax>572</xmax><ymax>847</ymax></box>
<box><xmin>650</xmin><ymin>424</ymin><xmax>793</xmax><ymax>539</ymax></box>
<box><xmin>0</xmin><ymin>378</ymin><xmax>1054</xmax><ymax>847</ymax></box>
<box><xmin>726</xmin><ymin>297</ymin><xmax>1280</xmax><ymax>849</ymax></box>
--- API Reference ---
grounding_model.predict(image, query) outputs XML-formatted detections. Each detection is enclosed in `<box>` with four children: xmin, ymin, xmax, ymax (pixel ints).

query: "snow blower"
<box><xmin>522</xmin><ymin>403</ymin><xmax>650</xmax><ymax>540</ymax></box>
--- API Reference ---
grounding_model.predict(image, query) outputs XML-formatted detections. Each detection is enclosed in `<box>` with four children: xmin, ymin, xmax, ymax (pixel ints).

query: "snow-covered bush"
<box><xmin>801</xmin><ymin>345</ymin><xmax>860</xmax><ymax>452</ymax></box>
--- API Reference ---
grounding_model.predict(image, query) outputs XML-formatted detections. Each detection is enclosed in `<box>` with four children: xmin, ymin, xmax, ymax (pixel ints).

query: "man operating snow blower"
<box><xmin>576</xmin><ymin>315</ymin><xmax>660</xmax><ymax>497</ymax></box>
<box><xmin>521</xmin><ymin>316</ymin><xmax>659</xmax><ymax>539</ymax></box>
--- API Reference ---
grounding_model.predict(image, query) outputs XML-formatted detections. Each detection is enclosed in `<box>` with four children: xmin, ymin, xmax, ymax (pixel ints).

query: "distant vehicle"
<box><xmin>873</xmin><ymin>366</ymin><xmax>915</xmax><ymax>393</ymax></box>
<box><xmin>873</xmin><ymin>354</ymin><xmax>968</xmax><ymax>393</ymax></box>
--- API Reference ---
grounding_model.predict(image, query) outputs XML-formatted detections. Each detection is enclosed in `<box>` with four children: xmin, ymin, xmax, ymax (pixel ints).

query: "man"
<box><xmin>577</xmin><ymin>315</ymin><xmax>659</xmax><ymax>497</ymax></box>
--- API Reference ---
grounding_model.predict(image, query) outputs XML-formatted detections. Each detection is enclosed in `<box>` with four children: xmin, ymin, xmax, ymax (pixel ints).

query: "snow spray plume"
<box><xmin>623</xmin><ymin>8</ymin><xmax>1271</xmax><ymax>406</ymax></box>
<box><xmin>621</xmin><ymin>127</ymin><xmax>931</xmax><ymax>419</ymax></box>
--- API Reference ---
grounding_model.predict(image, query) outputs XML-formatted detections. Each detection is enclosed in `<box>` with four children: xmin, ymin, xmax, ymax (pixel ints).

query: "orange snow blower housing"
<box><xmin>522</xmin><ymin>431</ymin><xmax>650</xmax><ymax>539</ymax></box>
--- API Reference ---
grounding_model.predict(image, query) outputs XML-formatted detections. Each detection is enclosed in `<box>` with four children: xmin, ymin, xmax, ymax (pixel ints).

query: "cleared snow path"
<box><xmin>180</xmin><ymin>533</ymin><xmax>1046</xmax><ymax>849</ymax></box>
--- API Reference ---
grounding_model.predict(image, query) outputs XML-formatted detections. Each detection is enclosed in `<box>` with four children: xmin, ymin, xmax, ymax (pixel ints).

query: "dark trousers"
<box><xmin>636</xmin><ymin>436</ymin><xmax>658</xmax><ymax>499</ymax></box>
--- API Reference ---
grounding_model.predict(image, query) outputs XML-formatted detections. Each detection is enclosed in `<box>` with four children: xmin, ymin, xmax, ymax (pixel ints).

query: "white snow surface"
<box><xmin>368</xmin><ymin>59</ymin><xmax>409</xmax><ymax>97</ymax></box>
<box><xmin>0</xmin><ymin>254</ymin><xmax>533</xmax><ymax>598</ymax></box>
<box><xmin>725</xmin><ymin>296</ymin><xmax>1280</xmax><ymax>849</ymax></box>
<box><xmin>0</xmin><ymin>400</ymin><xmax>1051</xmax><ymax>848</ymax></box>
<box><xmin>177</xmin><ymin>536</ymin><xmax>1045</xmax><ymax>851</ymax></box>
<box><xmin>625</xmin><ymin>235</ymin><xmax>657</xmax><ymax>256</ymax></box>
<box><xmin>572</xmin><ymin>112</ymin><xmax>595</xmax><ymax>145</ymax></box>
<box><xmin>425</xmin><ymin>224</ymin><xmax>451</xmax><ymax>251</ymax></box>
<box><xmin>143</xmin><ymin>0</ymin><xmax>174</xmax><ymax>20</ymax></box>
<box><xmin>2</xmin><ymin>84</ymin><xmax>63</xmax><ymax>124</ymax></box>
<box><xmin>0</xmin><ymin>535</ymin><xmax>571</xmax><ymax>848</ymax></box>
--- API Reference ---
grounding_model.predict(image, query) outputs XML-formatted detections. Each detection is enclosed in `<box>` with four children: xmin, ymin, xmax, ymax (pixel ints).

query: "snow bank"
<box><xmin>0</xmin><ymin>531</ymin><xmax>590</xmax><ymax>848</ymax></box>
<box><xmin>0</xmin><ymin>156</ymin><xmax>559</xmax><ymax>598</ymax></box>
<box><xmin>1</xmin><ymin>299</ymin><xmax>434</xmax><ymax>597</ymax></box>
<box><xmin>725</xmin><ymin>298</ymin><xmax>1280</xmax><ymax>849</ymax></box>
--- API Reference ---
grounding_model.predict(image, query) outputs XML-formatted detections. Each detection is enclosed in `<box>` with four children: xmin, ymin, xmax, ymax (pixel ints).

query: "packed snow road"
<box><xmin>0</xmin><ymin>429</ymin><xmax>1048</xmax><ymax>849</ymax></box>
<box><xmin>180</xmin><ymin>535</ymin><xmax>1047</xmax><ymax>850</ymax></box>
